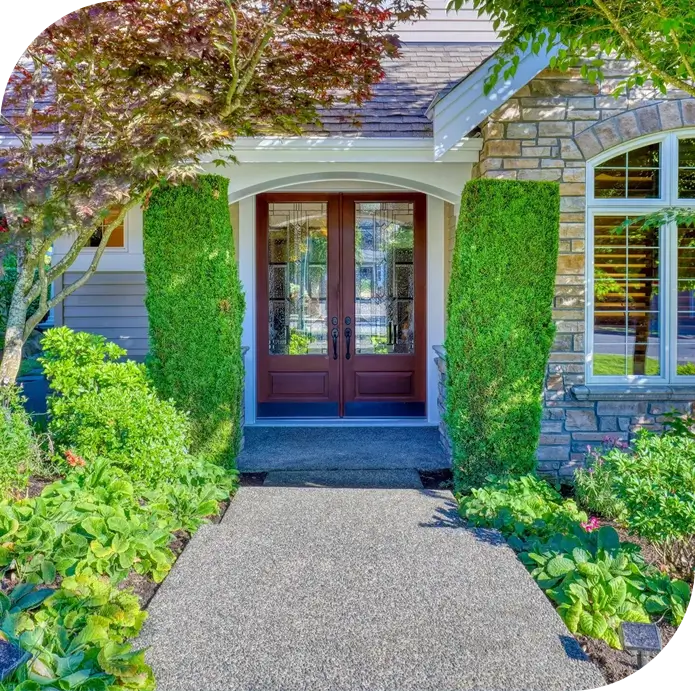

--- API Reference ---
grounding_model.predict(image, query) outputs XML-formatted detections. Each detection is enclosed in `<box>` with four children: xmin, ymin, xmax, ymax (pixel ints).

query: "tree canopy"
<box><xmin>0</xmin><ymin>0</ymin><xmax>425</xmax><ymax>383</ymax></box>
<box><xmin>448</xmin><ymin>0</ymin><xmax>695</xmax><ymax>98</ymax></box>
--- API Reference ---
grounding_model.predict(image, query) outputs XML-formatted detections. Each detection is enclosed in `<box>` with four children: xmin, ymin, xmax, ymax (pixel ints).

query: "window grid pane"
<box><xmin>678</xmin><ymin>138</ymin><xmax>695</xmax><ymax>198</ymax></box>
<box><xmin>593</xmin><ymin>216</ymin><xmax>660</xmax><ymax>377</ymax></box>
<box><xmin>677</xmin><ymin>224</ymin><xmax>695</xmax><ymax>374</ymax></box>
<box><xmin>594</xmin><ymin>143</ymin><xmax>660</xmax><ymax>199</ymax></box>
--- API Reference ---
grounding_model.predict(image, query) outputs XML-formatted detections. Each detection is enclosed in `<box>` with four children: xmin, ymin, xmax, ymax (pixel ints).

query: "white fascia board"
<box><xmin>430</xmin><ymin>44</ymin><xmax>559</xmax><ymax>160</ymax></box>
<box><xmin>216</xmin><ymin>136</ymin><xmax>482</xmax><ymax>164</ymax></box>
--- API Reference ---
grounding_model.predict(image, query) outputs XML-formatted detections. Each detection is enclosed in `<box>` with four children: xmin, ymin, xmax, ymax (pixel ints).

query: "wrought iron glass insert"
<box><xmin>354</xmin><ymin>202</ymin><xmax>415</xmax><ymax>354</ymax></box>
<box><xmin>267</xmin><ymin>202</ymin><xmax>328</xmax><ymax>355</ymax></box>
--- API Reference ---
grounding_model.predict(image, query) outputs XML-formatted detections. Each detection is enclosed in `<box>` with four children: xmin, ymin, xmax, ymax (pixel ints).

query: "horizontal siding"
<box><xmin>62</xmin><ymin>272</ymin><xmax>149</xmax><ymax>360</ymax></box>
<box><xmin>396</xmin><ymin>1</ymin><xmax>498</xmax><ymax>43</ymax></box>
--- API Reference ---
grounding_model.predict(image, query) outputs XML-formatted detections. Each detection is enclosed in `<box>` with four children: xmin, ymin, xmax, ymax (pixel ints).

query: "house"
<box><xmin>42</xmin><ymin>1</ymin><xmax>695</xmax><ymax>480</ymax></box>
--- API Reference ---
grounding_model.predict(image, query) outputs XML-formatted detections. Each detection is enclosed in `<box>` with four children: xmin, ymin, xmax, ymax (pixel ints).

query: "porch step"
<box><xmin>263</xmin><ymin>468</ymin><xmax>423</xmax><ymax>488</ymax></box>
<box><xmin>237</xmin><ymin>426</ymin><xmax>448</xmax><ymax>472</ymax></box>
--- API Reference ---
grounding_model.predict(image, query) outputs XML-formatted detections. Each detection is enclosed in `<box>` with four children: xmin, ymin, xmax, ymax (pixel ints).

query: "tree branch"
<box><xmin>592</xmin><ymin>0</ymin><xmax>695</xmax><ymax>97</ymax></box>
<box><xmin>654</xmin><ymin>0</ymin><xmax>695</xmax><ymax>85</ymax></box>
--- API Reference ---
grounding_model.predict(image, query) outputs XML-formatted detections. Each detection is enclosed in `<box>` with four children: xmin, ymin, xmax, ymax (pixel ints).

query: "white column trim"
<box><xmin>426</xmin><ymin>196</ymin><xmax>446</xmax><ymax>424</ymax></box>
<box><xmin>238</xmin><ymin>197</ymin><xmax>257</xmax><ymax>425</ymax></box>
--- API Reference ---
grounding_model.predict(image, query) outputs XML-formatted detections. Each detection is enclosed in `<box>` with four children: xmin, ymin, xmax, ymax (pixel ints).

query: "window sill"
<box><xmin>573</xmin><ymin>384</ymin><xmax>695</xmax><ymax>401</ymax></box>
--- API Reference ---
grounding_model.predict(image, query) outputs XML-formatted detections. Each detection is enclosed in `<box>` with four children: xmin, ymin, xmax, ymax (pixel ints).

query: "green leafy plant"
<box><xmin>445</xmin><ymin>179</ymin><xmax>559</xmax><ymax>491</ymax></box>
<box><xmin>40</xmin><ymin>328</ymin><xmax>190</xmax><ymax>483</ymax></box>
<box><xmin>610</xmin><ymin>431</ymin><xmax>695</xmax><ymax>580</ymax></box>
<box><xmin>459</xmin><ymin>474</ymin><xmax>587</xmax><ymax>547</ymax></box>
<box><xmin>574</xmin><ymin>441</ymin><xmax>626</xmax><ymax>521</ymax></box>
<box><xmin>523</xmin><ymin>526</ymin><xmax>691</xmax><ymax>641</ymax></box>
<box><xmin>0</xmin><ymin>461</ymin><xmax>177</xmax><ymax>585</ymax></box>
<box><xmin>288</xmin><ymin>329</ymin><xmax>313</xmax><ymax>356</ymax></box>
<box><xmin>143</xmin><ymin>175</ymin><xmax>245</xmax><ymax>468</ymax></box>
<box><xmin>145</xmin><ymin>456</ymin><xmax>237</xmax><ymax>533</ymax></box>
<box><xmin>0</xmin><ymin>386</ymin><xmax>43</xmax><ymax>496</ymax></box>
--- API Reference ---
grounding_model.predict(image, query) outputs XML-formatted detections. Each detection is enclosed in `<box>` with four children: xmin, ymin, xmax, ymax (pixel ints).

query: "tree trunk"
<box><xmin>0</xmin><ymin>253</ymin><xmax>32</xmax><ymax>387</ymax></box>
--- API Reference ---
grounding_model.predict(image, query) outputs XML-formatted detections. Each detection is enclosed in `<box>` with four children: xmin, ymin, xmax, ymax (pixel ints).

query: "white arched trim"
<box><xmin>228</xmin><ymin>172</ymin><xmax>460</xmax><ymax>205</ymax></box>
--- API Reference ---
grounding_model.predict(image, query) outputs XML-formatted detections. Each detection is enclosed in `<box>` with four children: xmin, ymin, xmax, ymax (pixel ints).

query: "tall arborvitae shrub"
<box><xmin>445</xmin><ymin>179</ymin><xmax>559</xmax><ymax>492</ymax></box>
<box><xmin>143</xmin><ymin>175</ymin><xmax>245</xmax><ymax>468</ymax></box>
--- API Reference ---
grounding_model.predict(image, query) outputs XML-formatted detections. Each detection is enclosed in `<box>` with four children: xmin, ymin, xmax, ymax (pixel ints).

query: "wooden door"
<box><xmin>256</xmin><ymin>194</ymin><xmax>341</xmax><ymax>417</ymax></box>
<box><xmin>341</xmin><ymin>194</ymin><xmax>427</xmax><ymax>417</ymax></box>
<box><xmin>256</xmin><ymin>192</ymin><xmax>426</xmax><ymax>418</ymax></box>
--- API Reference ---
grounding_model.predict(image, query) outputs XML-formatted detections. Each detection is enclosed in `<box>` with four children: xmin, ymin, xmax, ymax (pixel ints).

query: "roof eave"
<box><xmin>429</xmin><ymin>43</ymin><xmax>559</xmax><ymax>160</ymax></box>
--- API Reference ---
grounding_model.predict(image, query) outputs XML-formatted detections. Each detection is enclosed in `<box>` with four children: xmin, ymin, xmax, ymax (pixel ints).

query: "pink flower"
<box><xmin>581</xmin><ymin>517</ymin><xmax>600</xmax><ymax>533</ymax></box>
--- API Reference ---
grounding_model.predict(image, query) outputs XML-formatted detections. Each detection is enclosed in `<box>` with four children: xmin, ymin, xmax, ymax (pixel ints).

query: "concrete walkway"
<box><xmin>139</xmin><ymin>474</ymin><xmax>605</xmax><ymax>691</ymax></box>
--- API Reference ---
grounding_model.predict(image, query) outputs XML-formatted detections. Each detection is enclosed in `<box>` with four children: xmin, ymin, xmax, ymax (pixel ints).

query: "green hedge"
<box><xmin>143</xmin><ymin>175</ymin><xmax>245</xmax><ymax>468</ymax></box>
<box><xmin>445</xmin><ymin>179</ymin><xmax>559</xmax><ymax>492</ymax></box>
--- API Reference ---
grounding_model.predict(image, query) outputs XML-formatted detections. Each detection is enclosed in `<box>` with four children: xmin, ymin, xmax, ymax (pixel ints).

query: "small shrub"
<box><xmin>610</xmin><ymin>431</ymin><xmax>695</xmax><ymax>580</ymax></box>
<box><xmin>574</xmin><ymin>441</ymin><xmax>626</xmax><ymax>520</ymax></box>
<box><xmin>0</xmin><ymin>385</ymin><xmax>42</xmax><ymax>495</ymax></box>
<box><xmin>41</xmin><ymin>327</ymin><xmax>189</xmax><ymax>483</ymax></box>
<box><xmin>445</xmin><ymin>179</ymin><xmax>559</xmax><ymax>491</ymax></box>
<box><xmin>459</xmin><ymin>474</ymin><xmax>587</xmax><ymax>547</ymax></box>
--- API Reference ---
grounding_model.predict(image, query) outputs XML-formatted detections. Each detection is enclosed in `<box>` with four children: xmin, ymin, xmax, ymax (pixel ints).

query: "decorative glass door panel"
<box><xmin>268</xmin><ymin>202</ymin><xmax>328</xmax><ymax>356</ymax></box>
<box><xmin>354</xmin><ymin>202</ymin><xmax>415</xmax><ymax>355</ymax></box>
<box><xmin>257</xmin><ymin>193</ymin><xmax>426</xmax><ymax>418</ymax></box>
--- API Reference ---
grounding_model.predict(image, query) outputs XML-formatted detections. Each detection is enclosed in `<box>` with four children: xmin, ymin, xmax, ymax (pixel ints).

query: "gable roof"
<box><xmin>309</xmin><ymin>42</ymin><xmax>499</xmax><ymax>138</ymax></box>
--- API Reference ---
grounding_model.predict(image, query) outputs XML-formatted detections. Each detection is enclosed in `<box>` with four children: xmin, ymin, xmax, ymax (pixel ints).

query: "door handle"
<box><xmin>345</xmin><ymin>327</ymin><xmax>352</xmax><ymax>360</ymax></box>
<box><xmin>331</xmin><ymin>328</ymin><xmax>339</xmax><ymax>360</ymax></box>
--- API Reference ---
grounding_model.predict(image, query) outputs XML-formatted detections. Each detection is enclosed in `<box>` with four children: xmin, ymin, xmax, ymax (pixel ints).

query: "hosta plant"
<box><xmin>520</xmin><ymin>525</ymin><xmax>691</xmax><ymax>647</ymax></box>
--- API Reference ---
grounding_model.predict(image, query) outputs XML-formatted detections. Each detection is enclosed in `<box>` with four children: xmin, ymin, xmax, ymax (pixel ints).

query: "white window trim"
<box><xmin>586</xmin><ymin>129</ymin><xmax>695</xmax><ymax>385</ymax></box>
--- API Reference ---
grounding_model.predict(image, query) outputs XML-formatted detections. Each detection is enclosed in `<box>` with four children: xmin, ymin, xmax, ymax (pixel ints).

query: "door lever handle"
<box><xmin>331</xmin><ymin>328</ymin><xmax>339</xmax><ymax>360</ymax></box>
<box><xmin>345</xmin><ymin>327</ymin><xmax>352</xmax><ymax>360</ymax></box>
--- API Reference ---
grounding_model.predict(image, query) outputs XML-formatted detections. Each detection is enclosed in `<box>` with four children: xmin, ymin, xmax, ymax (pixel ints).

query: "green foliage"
<box><xmin>460</xmin><ymin>474</ymin><xmax>586</xmax><ymax>546</ymax></box>
<box><xmin>448</xmin><ymin>1</ymin><xmax>695</xmax><ymax>99</ymax></box>
<box><xmin>144</xmin><ymin>456</ymin><xmax>237</xmax><ymax>534</ymax></box>
<box><xmin>574</xmin><ymin>442</ymin><xmax>626</xmax><ymax>521</ymax></box>
<box><xmin>0</xmin><ymin>460</ymin><xmax>177</xmax><ymax>585</ymax></box>
<box><xmin>40</xmin><ymin>327</ymin><xmax>190</xmax><ymax>483</ymax></box>
<box><xmin>460</xmin><ymin>474</ymin><xmax>692</xmax><ymax>648</ymax></box>
<box><xmin>445</xmin><ymin>179</ymin><xmax>559</xmax><ymax>491</ymax></box>
<box><xmin>522</xmin><ymin>525</ymin><xmax>692</xmax><ymax>639</ymax></box>
<box><xmin>0</xmin><ymin>385</ymin><xmax>42</xmax><ymax>496</ymax></box>
<box><xmin>610</xmin><ymin>431</ymin><xmax>695</xmax><ymax>580</ymax></box>
<box><xmin>143</xmin><ymin>175</ymin><xmax>245</xmax><ymax>468</ymax></box>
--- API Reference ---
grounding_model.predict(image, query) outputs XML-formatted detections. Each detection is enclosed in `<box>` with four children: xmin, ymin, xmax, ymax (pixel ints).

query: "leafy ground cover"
<box><xmin>459</xmin><ymin>451</ymin><xmax>693</xmax><ymax>683</ymax></box>
<box><xmin>0</xmin><ymin>328</ymin><xmax>239</xmax><ymax>690</ymax></box>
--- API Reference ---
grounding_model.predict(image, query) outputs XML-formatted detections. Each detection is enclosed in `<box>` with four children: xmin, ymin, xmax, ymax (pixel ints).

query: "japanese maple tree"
<box><xmin>0</xmin><ymin>0</ymin><xmax>425</xmax><ymax>384</ymax></box>
<box><xmin>449</xmin><ymin>0</ymin><xmax>695</xmax><ymax>98</ymax></box>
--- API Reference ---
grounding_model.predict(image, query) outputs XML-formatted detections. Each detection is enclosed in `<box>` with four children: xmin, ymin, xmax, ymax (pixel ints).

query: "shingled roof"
<box><xmin>310</xmin><ymin>42</ymin><xmax>499</xmax><ymax>138</ymax></box>
<box><xmin>1</xmin><ymin>43</ymin><xmax>499</xmax><ymax>139</ymax></box>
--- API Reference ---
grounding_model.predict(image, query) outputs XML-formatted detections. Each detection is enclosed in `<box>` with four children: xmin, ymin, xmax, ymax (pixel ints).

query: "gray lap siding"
<box><xmin>58</xmin><ymin>272</ymin><xmax>149</xmax><ymax>361</ymax></box>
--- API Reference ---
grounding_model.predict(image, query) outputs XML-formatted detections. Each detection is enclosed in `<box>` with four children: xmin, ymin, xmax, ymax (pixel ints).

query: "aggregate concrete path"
<box><xmin>139</xmin><ymin>477</ymin><xmax>605</xmax><ymax>691</ymax></box>
<box><xmin>237</xmin><ymin>426</ymin><xmax>448</xmax><ymax>472</ymax></box>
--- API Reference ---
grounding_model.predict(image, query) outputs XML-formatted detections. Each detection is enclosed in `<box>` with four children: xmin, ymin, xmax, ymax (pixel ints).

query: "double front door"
<box><xmin>256</xmin><ymin>192</ymin><xmax>427</xmax><ymax>418</ymax></box>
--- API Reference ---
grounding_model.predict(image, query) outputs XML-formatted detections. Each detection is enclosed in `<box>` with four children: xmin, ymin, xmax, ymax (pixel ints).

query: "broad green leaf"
<box><xmin>546</xmin><ymin>555</ymin><xmax>575</xmax><ymax>578</ymax></box>
<box><xmin>597</xmin><ymin>526</ymin><xmax>620</xmax><ymax>552</ymax></box>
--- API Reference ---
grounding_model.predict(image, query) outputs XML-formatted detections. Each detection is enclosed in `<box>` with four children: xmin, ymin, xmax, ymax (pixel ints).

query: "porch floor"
<box><xmin>138</xmin><ymin>478</ymin><xmax>605</xmax><ymax>691</ymax></box>
<box><xmin>237</xmin><ymin>425</ymin><xmax>448</xmax><ymax>472</ymax></box>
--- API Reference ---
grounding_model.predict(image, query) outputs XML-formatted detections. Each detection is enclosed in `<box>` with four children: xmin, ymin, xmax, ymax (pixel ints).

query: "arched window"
<box><xmin>587</xmin><ymin>131</ymin><xmax>695</xmax><ymax>383</ymax></box>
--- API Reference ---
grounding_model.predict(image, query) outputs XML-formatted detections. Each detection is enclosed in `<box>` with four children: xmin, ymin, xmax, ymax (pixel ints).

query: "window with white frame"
<box><xmin>587</xmin><ymin>131</ymin><xmax>695</xmax><ymax>383</ymax></box>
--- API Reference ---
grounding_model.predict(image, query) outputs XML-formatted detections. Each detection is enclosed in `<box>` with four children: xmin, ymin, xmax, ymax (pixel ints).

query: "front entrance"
<box><xmin>256</xmin><ymin>192</ymin><xmax>427</xmax><ymax>418</ymax></box>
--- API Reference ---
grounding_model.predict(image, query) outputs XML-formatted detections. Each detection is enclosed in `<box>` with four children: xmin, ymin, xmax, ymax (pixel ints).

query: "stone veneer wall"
<box><xmin>444</xmin><ymin>65</ymin><xmax>695</xmax><ymax>481</ymax></box>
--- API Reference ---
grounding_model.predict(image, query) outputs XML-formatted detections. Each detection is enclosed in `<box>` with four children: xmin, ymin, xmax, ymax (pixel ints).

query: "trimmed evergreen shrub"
<box><xmin>445</xmin><ymin>179</ymin><xmax>559</xmax><ymax>492</ymax></box>
<box><xmin>143</xmin><ymin>175</ymin><xmax>245</xmax><ymax>468</ymax></box>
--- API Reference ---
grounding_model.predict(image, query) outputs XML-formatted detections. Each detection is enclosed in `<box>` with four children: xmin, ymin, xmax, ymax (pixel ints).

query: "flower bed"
<box><xmin>0</xmin><ymin>328</ymin><xmax>240</xmax><ymax>690</ymax></box>
<box><xmin>458</xmin><ymin>462</ymin><xmax>692</xmax><ymax>682</ymax></box>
